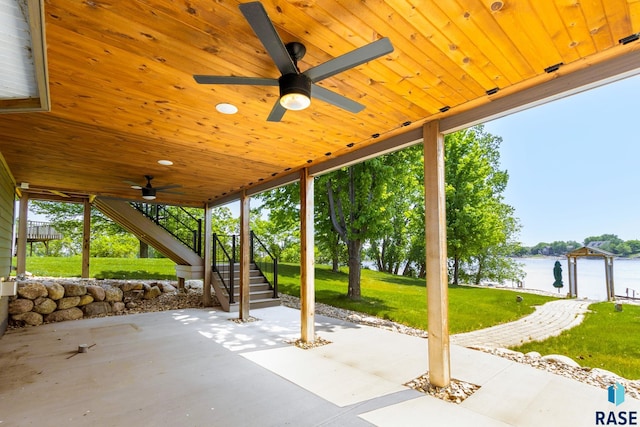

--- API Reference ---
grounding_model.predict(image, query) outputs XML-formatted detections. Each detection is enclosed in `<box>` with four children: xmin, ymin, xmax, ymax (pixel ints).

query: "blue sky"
<box><xmin>483</xmin><ymin>74</ymin><xmax>640</xmax><ymax>247</ymax></box>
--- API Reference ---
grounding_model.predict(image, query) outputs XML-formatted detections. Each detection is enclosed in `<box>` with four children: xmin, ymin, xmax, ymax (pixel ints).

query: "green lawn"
<box><xmin>511</xmin><ymin>302</ymin><xmax>640</xmax><ymax>379</ymax></box>
<box><xmin>17</xmin><ymin>256</ymin><xmax>176</xmax><ymax>280</ymax></box>
<box><xmin>278</xmin><ymin>263</ymin><xmax>556</xmax><ymax>334</ymax></box>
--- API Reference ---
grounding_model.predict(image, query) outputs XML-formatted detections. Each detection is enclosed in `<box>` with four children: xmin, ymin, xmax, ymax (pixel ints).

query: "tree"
<box><xmin>29</xmin><ymin>200</ymin><xmax>134</xmax><ymax>256</ymax></box>
<box><xmin>324</xmin><ymin>159</ymin><xmax>399</xmax><ymax>299</ymax></box>
<box><xmin>445</xmin><ymin>125</ymin><xmax>521</xmax><ymax>285</ymax></box>
<box><xmin>365</xmin><ymin>145</ymin><xmax>424</xmax><ymax>276</ymax></box>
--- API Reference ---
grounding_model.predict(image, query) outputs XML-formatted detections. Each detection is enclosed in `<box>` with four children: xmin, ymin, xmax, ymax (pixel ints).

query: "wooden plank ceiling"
<box><xmin>0</xmin><ymin>0</ymin><xmax>638</xmax><ymax>207</ymax></box>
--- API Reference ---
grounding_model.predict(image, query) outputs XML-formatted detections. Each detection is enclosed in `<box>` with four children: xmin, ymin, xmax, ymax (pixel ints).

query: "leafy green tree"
<box><xmin>445</xmin><ymin>125</ymin><xmax>520</xmax><ymax>285</ymax></box>
<box><xmin>365</xmin><ymin>145</ymin><xmax>424</xmax><ymax>276</ymax></box>
<box><xmin>29</xmin><ymin>200</ymin><xmax>129</xmax><ymax>256</ymax></box>
<box><xmin>325</xmin><ymin>159</ymin><xmax>399</xmax><ymax>299</ymax></box>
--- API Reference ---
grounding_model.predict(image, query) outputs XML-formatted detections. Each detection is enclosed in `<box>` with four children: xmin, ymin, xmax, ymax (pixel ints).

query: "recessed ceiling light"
<box><xmin>216</xmin><ymin>103</ymin><xmax>238</xmax><ymax>114</ymax></box>
<box><xmin>157</xmin><ymin>159</ymin><xmax>173</xmax><ymax>166</ymax></box>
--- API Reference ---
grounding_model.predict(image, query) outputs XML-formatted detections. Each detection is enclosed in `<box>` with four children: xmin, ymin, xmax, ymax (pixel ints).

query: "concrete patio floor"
<box><xmin>1</xmin><ymin>306</ymin><xmax>637</xmax><ymax>426</ymax></box>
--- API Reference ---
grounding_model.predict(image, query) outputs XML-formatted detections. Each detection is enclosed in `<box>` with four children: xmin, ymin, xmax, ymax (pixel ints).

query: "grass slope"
<box><xmin>278</xmin><ymin>263</ymin><xmax>555</xmax><ymax>334</ymax></box>
<box><xmin>512</xmin><ymin>302</ymin><xmax>640</xmax><ymax>379</ymax></box>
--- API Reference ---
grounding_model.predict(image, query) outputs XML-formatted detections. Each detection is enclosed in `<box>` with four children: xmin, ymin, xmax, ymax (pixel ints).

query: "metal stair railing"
<box><xmin>213</xmin><ymin>231</ymin><xmax>278</xmax><ymax>301</ymax></box>
<box><xmin>213</xmin><ymin>233</ymin><xmax>235</xmax><ymax>304</ymax></box>
<box><xmin>250</xmin><ymin>231</ymin><xmax>278</xmax><ymax>298</ymax></box>
<box><xmin>131</xmin><ymin>203</ymin><xmax>203</xmax><ymax>255</ymax></box>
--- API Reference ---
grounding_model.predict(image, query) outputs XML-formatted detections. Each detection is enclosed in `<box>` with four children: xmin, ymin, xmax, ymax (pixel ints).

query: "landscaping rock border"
<box><xmin>8</xmin><ymin>278</ymin><xmax>183</xmax><ymax>327</ymax></box>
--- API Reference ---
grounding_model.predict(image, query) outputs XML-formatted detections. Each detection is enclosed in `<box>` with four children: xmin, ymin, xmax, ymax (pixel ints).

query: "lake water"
<box><xmin>512</xmin><ymin>257</ymin><xmax>640</xmax><ymax>301</ymax></box>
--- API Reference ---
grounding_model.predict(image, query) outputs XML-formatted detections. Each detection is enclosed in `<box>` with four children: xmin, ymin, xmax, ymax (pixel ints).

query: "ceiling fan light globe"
<box><xmin>142</xmin><ymin>195</ymin><xmax>156</xmax><ymax>200</ymax></box>
<box><xmin>280</xmin><ymin>93</ymin><xmax>311</xmax><ymax>110</ymax></box>
<box><xmin>279</xmin><ymin>73</ymin><xmax>311</xmax><ymax>111</ymax></box>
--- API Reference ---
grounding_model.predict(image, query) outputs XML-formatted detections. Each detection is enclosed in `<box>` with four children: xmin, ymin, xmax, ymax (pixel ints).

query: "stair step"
<box><xmin>227</xmin><ymin>298</ymin><xmax>281</xmax><ymax>312</ymax></box>
<box><xmin>227</xmin><ymin>289</ymin><xmax>277</xmax><ymax>300</ymax></box>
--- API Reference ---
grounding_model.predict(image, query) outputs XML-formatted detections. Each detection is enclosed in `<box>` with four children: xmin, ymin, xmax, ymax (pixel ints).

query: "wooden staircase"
<box><xmin>212</xmin><ymin>263</ymin><xmax>280</xmax><ymax>312</ymax></box>
<box><xmin>93</xmin><ymin>197</ymin><xmax>204</xmax><ymax>276</ymax></box>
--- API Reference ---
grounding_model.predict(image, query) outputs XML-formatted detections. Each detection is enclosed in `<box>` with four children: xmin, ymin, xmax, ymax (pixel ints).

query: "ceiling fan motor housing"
<box><xmin>142</xmin><ymin>186</ymin><xmax>156</xmax><ymax>198</ymax></box>
<box><xmin>279</xmin><ymin>73</ymin><xmax>311</xmax><ymax>110</ymax></box>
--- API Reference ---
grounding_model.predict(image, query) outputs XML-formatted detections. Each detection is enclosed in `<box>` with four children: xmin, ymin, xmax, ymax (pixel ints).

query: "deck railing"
<box><xmin>131</xmin><ymin>203</ymin><xmax>203</xmax><ymax>255</ymax></box>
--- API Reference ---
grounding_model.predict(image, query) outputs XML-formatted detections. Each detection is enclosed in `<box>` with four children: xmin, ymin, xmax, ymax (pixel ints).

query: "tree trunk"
<box><xmin>453</xmin><ymin>257</ymin><xmax>460</xmax><ymax>285</ymax></box>
<box><xmin>347</xmin><ymin>239</ymin><xmax>363</xmax><ymax>299</ymax></box>
<box><xmin>474</xmin><ymin>256</ymin><xmax>484</xmax><ymax>285</ymax></box>
<box><xmin>139</xmin><ymin>240</ymin><xmax>149</xmax><ymax>258</ymax></box>
<box><xmin>332</xmin><ymin>247</ymin><xmax>340</xmax><ymax>272</ymax></box>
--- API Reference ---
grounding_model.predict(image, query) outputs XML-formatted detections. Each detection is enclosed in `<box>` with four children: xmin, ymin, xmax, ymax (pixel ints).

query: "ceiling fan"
<box><xmin>124</xmin><ymin>175</ymin><xmax>182</xmax><ymax>200</ymax></box>
<box><xmin>193</xmin><ymin>1</ymin><xmax>393</xmax><ymax>122</ymax></box>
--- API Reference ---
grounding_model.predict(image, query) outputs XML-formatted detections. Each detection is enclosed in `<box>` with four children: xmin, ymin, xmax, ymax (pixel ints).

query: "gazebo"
<box><xmin>566</xmin><ymin>246</ymin><xmax>615</xmax><ymax>300</ymax></box>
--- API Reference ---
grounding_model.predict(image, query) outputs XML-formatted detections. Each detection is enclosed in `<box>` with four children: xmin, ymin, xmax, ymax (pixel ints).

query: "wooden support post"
<box><xmin>203</xmin><ymin>203</ymin><xmax>213</xmax><ymax>307</ymax></box>
<box><xmin>573</xmin><ymin>259</ymin><xmax>579</xmax><ymax>298</ymax></box>
<box><xmin>300</xmin><ymin>168</ymin><xmax>315</xmax><ymax>343</ymax></box>
<box><xmin>82</xmin><ymin>199</ymin><xmax>91</xmax><ymax>278</ymax></box>
<box><xmin>16</xmin><ymin>194</ymin><xmax>28</xmax><ymax>276</ymax></box>
<box><xmin>423</xmin><ymin>121</ymin><xmax>451</xmax><ymax>388</ymax></box>
<box><xmin>239</xmin><ymin>191</ymin><xmax>250</xmax><ymax>320</ymax></box>
<box><xmin>609</xmin><ymin>258</ymin><xmax>615</xmax><ymax>300</ymax></box>
<box><xmin>605</xmin><ymin>257</ymin><xmax>614</xmax><ymax>301</ymax></box>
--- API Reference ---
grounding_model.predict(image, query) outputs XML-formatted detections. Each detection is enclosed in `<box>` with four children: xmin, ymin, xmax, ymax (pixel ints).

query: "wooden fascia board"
<box><xmin>29</xmin><ymin>0</ymin><xmax>50</xmax><ymax>112</ymax></box>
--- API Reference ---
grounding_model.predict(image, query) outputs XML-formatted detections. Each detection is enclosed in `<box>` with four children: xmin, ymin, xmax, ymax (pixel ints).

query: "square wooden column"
<box><xmin>203</xmin><ymin>202</ymin><xmax>213</xmax><ymax>306</ymax></box>
<box><xmin>239</xmin><ymin>191</ymin><xmax>251</xmax><ymax>320</ymax></box>
<box><xmin>16</xmin><ymin>193</ymin><xmax>29</xmax><ymax>276</ymax></box>
<box><xmin>82</xmin><ymin>199</ymin><xmax>91</xmax><ymax>278</ymax></box>
<box><xmin>300</xmin><ymin>168</ymin><xmax>315</xmax><ymax>342</ymax></box>
<box><xmin>423</xmin><ymin>121</ymin><xmax>451</xmax><ymax>387</ymax></box>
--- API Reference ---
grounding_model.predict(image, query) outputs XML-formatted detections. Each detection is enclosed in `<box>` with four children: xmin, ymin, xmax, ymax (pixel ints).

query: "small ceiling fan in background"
<box><xmin>193</xmin><ymin>1</ymin><xmax>393</xmax><ymax>122</ymax></box>
<box><xmin>124</xmin><ymin>175</ymin><xmax>182</xmax><ymax>200</ymax></box>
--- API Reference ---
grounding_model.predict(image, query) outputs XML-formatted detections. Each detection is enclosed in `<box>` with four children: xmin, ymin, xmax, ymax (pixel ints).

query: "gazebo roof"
<box><xmin>567</xmin><ymin>246</ymin><xmax>615</xmax><ymax>258</ymax></box>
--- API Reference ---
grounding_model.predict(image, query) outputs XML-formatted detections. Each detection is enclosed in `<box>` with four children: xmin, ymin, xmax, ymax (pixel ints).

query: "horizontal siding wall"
<box><xmin>0</xmin><ymin>153</ymin><xmax>15</xmax><ymax>336</ymax></box>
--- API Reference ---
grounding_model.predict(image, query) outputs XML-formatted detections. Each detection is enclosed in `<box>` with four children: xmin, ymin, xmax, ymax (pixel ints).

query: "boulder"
<box><xmin>82</xmin><ymin>301</ymin><xmax>112</xmax><ymax>317</ymax></box>
<box><xmin>78</xmin><ymin>294</ymin><xmax>94</xmax><ymax>306</ymax></box>
<box><xmin>33</xmin><ymin>297</ymin><xmax>57</xmax><ymax>315</ymax></box>
<box><xmin>112</xmin><ymin>302</ymin><xmax>125</xmax><ymax>312</ymax></box>
<box><xmin>121</xmin><ymin>282</ymin><xmax>144</xmax><ymax>292</ymax></box>
<box><xmin>44</xmin><ymin>282</ymin><xmax>65</xmax><ymax>300</ymax></box>
<box><xmin>143</xmin><ymin>286</ymin><xmax>162</xmax><ymax>300</ymax></box>
<box><xmin>542</xmin><ymin>354</ymin><xmax>581</xmax><ymax>368</ymax></box>
<box><xmin>12</xmin><ymin>311</ymin><xmax>43</xmax><ymax>326</ymax></box>
<box><xmin>159</xmin><ymin>283</ymin><xmax>177</xmax><ymax>293</ymax></box>
<box><xmin>104</xmin><ymin>286</ymin><xmax>123</xmax><ymax>302</ymax></box>
<box><xmin>17</xmin><ymin>282</ymin><xmax>48</xmax><ymax>300</ymax></box>
<box><xmin>61</xmin><ymin>282</ymin><xmax>87</xmax><ymax>297</ymax></box>
<box><xmin>8</xmin><ymin>298</ymin><xmax>34</xmax><ymax>314</ymax></box>
<box><xmin>86</xmin><ymin>285</ymin><xmax>106</xmax><ymax>301</ymax></box>
<box><xmin>57</xmin><ymin>296</ymin><xmax>81</xmax><ymax>310</ymax></box>
<box><xmin>46</xmin><ymin>307</ymin><xmax>83</xmax><ymax>323</ymax></box>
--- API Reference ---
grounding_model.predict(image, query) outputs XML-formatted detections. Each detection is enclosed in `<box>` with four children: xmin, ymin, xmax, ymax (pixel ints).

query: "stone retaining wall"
<box><xmin>8</xmin><ymin>279</ymin><xmax>177</xmax><ymax>327</ymax></box>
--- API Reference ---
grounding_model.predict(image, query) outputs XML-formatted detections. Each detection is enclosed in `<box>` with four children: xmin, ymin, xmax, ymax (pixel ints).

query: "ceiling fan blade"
<box><xmin>124</xmin><ymin>180</ymin><xmax>143</xmax><ymax>189</ymax></box>
<box><xmin>266</xmin><ymin>100</ymin><xmax>287</xmax><ymax>122</ymax></box>
<box><xmin>193</xmin><ymin>75</ymin><xmax>278</xmax><ymax>86</ymax></box>
<box><xmin>239</xmin><ymin>2</ymin><xmax>298</xmax><ymax>76</ymax></box>
<box><xmin>154</xmin><ymin>184</ymin><xmax>182</xmax><ymax>191</ymax></box>
<box><xmin>311</xmin><ymin>84</ymin><xmax>365</xmax><ymax>114</ymax></box>
<box><xmin>304</xmin><ymin>37</ymin><xmax>394</xmax><ymax>83</ymax></box>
